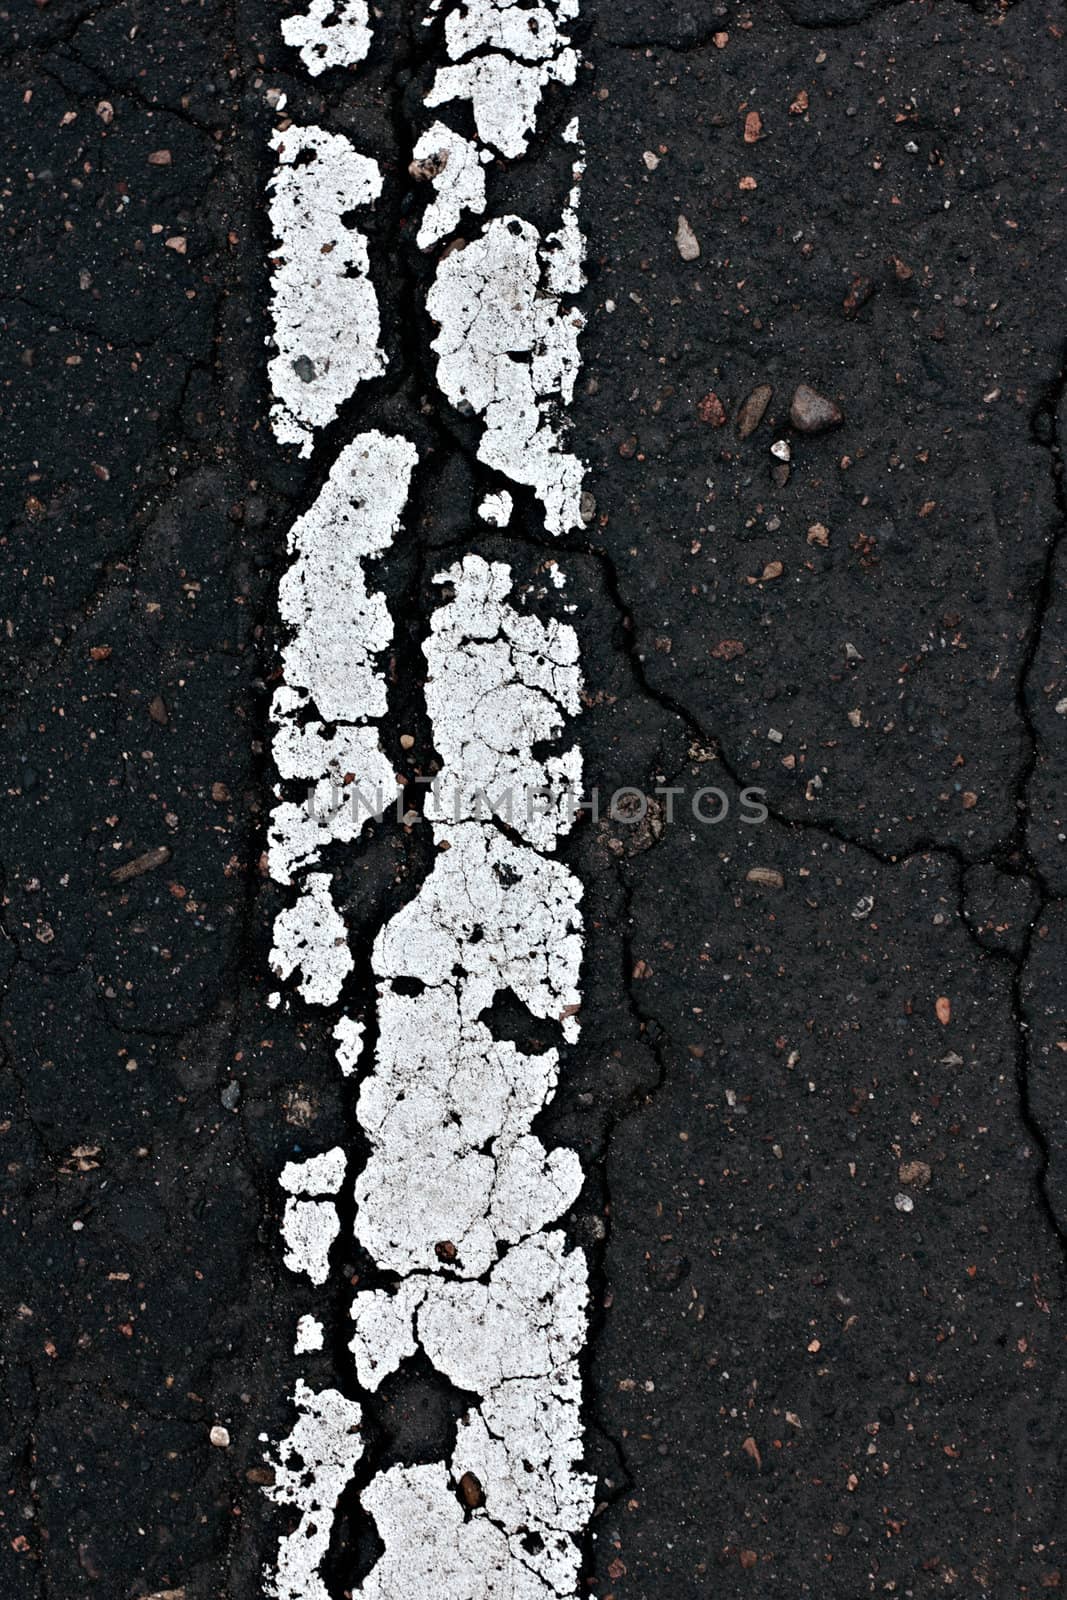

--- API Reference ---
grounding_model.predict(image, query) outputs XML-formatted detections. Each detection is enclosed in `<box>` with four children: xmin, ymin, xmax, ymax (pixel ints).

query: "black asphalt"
<box><xmin>1</xmin><ymin>1</ymin><xmax>1065</xmax><ymax>1596</ymax></box>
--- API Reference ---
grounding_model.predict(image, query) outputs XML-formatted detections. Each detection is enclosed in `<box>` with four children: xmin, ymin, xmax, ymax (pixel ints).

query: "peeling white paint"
<box><xmin>263</xmin><ymin>1381</ymin><xmax>363</xmax><ymax>1600</ymax></box>
<box><xmin>424</xmin><ymin>554</ymin><xmax>582</xmax><ymax>849</ymax></box>
<box><xmin>412</xmin><ymin>122</ymin><xmax>488</xmax><ymax>250</ymax></box>
<box><xmin>266</xmin><ymin>0</ymin><xmax>591</xmax><ymax>1593</ymax></box>
<box><xmin>354</xmin><ymin>821</ymin><xmax>583</xmax><ymax>1277</ymax></box>
<box><xmin>426</xmin><ymin>53</ymin><xmax>576</xmax><ymax>160</ymax></box>
<box><xmin>268</xmin><ymin>126</ymin><xmax>385</xmax><ymax>454</ymax></box>
<box><xmin>350</xmin><ymin>1235</ymin><xmax>591</xmax><ymax>1598</ymax></box>
<box><xmin>427</xmin><ymin>215</ymin><xmax>585</xmax><ymax>536</ymax></box>
<box><xmin>281</xmin><ymin>0</ymin><xmax>372</xmax><ymax>76</ymax></box>
<box><xmin>349</xmin><ymin>1279</ymin><xmax>427</xmax><ymax>1390</ymax></box>
<box><xmin>270</xmin><ymin>872</ymin><xmax>352</xmax><ymax>1006</ymax></box>
<box><xmin>269</xmin><ymin>434</ymin><xmax>416</xmax><ymax>884</ymax></box>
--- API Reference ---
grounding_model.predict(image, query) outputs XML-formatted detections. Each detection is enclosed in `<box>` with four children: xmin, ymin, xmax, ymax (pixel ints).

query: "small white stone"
<box><xmin>210</xmin><ymin>1424</ymin><xmax>231</xmax><ymax>1448</ymax></box>
<box><xmin>894</xmin><ymin>1192</ymin><xmax>914</xmax><ymax>1213</ymax></box>
<box><xmin>771</xmin><ymin>439</ymin><xmax>791</xmax><ymax>462</ymax></box>
<box><xmin>675</xmin><ymin>214</ymin><xmax>700</xmax><ymax>261</ymax></box>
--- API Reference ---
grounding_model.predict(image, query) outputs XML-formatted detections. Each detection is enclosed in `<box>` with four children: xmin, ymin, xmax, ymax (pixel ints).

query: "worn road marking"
<box><xmin>265</xmin><ymin>2</ymin><xmax>590</xmax><ymax>1595</ymax></box>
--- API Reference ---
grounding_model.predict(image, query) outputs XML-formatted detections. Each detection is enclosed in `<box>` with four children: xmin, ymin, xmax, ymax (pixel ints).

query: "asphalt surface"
<box><xmin>1</xmin><ymin>0</ymin><xmax>1066</xmax><ymax>1597</ymax></box>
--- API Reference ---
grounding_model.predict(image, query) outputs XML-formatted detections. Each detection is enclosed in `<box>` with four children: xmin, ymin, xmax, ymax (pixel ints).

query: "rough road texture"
<box><xmin>1</xmin><ymin>1</ymin><xmax>1064</xmax><ymax>1598</ymax></box>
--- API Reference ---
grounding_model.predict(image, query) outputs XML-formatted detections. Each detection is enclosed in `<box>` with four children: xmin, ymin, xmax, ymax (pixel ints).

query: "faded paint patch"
<box><xmin>268</xmin><ymin>126</ymin><xmax>385</xmax><ymax>454</ymax></box>
<box><xmin>270</xmin><ymin>872</ymin><xmax>352</xmax><ymax>1006</ymax></box>
<box><xmin>263</xmin><ymin>1381</ymin><xmax>364</xmax><ymax>1600</ymax></box>
<box><xmin>412</xmin><ymin>122</ymin><xmax>488</xmax><ymax>250</ymax></box>
<box><xmin>281</xmin><ymin>0</ymin><xmax>372</xmax><ymax>76</ymax></box>
<box><xmin>424</xmin><ymin>554</ymin><xmax>582</xmax><ymax>849</ymax></box>
<box><xmin>427</xmin><ymin>214</ymin><xmax>584</xmax><ymax>535</ymax></box>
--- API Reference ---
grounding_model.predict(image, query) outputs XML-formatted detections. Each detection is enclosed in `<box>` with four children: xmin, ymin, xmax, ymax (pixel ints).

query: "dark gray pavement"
<box><xmin>1</xmin><ymin>1</ymin><xmax>1065</xmax><ymax>1595</ymax></box>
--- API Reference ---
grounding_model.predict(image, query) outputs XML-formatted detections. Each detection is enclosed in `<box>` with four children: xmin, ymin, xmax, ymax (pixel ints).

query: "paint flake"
<box><xmin>295</xmin><ymin>1315</ymin><xmax>325</xmax><ymax>1354</ymax></box>
<box><xmin>280</xmin><ymin>1146</ymin><xmax>347</xmax><ymax>1195</ymax></box>
<box><xmin>282</xmin><ymin>1197</ymin><xmax>341</xmax><ymax>1285</ymax></box>
<box><xmin>426</xmin><ymin>53</ymin><xmax>576</xmax><ymax>160</ymax></box>
<box><xmin>334</xmin><ymin>1014</ymin><xmax>366</xmax><ymax>1076</ymax></box>
<box><xmin>478</xmin><ymin>490</ymin><xmax>513</xmax><ymax>526</ymax></box>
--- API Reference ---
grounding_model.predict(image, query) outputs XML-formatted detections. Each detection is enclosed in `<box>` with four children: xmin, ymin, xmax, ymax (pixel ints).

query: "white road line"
<box><xmin>265</xmin><ymin>3</ymin><xmax>591</xmax><ymax>1595</ymax></box>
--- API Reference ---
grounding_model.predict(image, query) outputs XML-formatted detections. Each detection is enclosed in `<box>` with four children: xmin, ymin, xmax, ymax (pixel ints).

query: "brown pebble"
<box><xmin>434</xmin><ymin>1240</ymin><xmax>457</xmax><ymax>1262</ymax></box>
<box><xmin>899</xmin><ymin>1160</ymin><xmax>932</xmax><ymax>1188</ymax></box>
<box><xmin>736</xmin><ymin>384</ymin><xmax>773</xmax><ymax>438</ymax></box>
<box><xmin>147</xmin><ymin>149</ymin><xmax>172</xmax><ymax>165</ymax></box>
<box><xmin>789</xmin><ymin>384</ymin><xmax>843</xmax><ymax>434</ymax></box>
<box><xmin>746</xmin><ymin>867</ymin><xmax>784</xmax><ymax>889</ymax></box>
<box><xmin>148</xmin><ymin>695</ymin><xmax>169</xmax><ymax>725</ymax></box>
<box><xmin>458</xmin><ymin>1471</ymin><xmax>485</xmax><ymax>1509</ymax></box>
<box><xmin>710</xmin><ymin>638</ymin><xmax>745</xmax><ymax>660</ymax></box>
<box><xmin>110</xmin><ymin>846</ymin><xmax>172</xmax><ymax>884</ymax></box>
<box><xmin>807</xmin><ymin>522</ymin><xmax>830</xmax><ymax>546</ymax></box>
<box><xmin>743</xmin><ymin>111</ymin><xmax>763</xmax><ymax>144</ymax></box>
<box><xmin>211</xmin><ymin>781</ymin><xmax>231</xmax><ymax>803</ymax></box>
<box><xmin>618</xmin><ymin>435</ymin><xmax>638</xmax><ymax>458</ymax></box>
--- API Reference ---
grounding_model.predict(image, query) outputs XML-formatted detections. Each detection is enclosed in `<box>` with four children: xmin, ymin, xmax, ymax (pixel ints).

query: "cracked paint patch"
<box><xmin>270</xmin><ymin>871</ymin><xmax>352</xmax><ymax>1006</ymax></box>
<box><xmin>275</xmin><ymin>433</ymin><xmax>418</xmax><ymax>721</ymax></box>
<box><xmin>411</xmin><ymin>122</ymin><xmax>489</xmax><ymax>250</ymax></box>
<box><xmin>349</xmin><ymin>1235</ymin><xmax>592</xmax><ymax>1598</ymax></box>
<box><xmin>267</xmin><ymin>125</ymin><xmax>385</xmax><ymax>454</ymax></box>
<box><xmin>262</xmin><ymin>1381</ymin><xmax>364</xmax><ymax>1600</ymax></box>
<box><xmin>354</xmin><ymin>820</ymin><xmax>583</xmax><ymax>1277</ymax></box>
<box><xmin>281</xmin><ymin>0</ymin><xmax>372</xmax><ymax>76</ymax></box>
<box><xmin>427</xmin><ymin>212</ymin><xmax>585</xmax><ymax>535</ymax></box>
<box><xmin>424</xmin><ymin>554</ymin><xmax>582</xmax><ymax>849</ymax></box>
<box><xmin>425</xmin><ymin>0</ymin><xmax>579</xmax><ymax>158</ymax></box>
<box><xmin>268</xmin><ymin>433</ymin><xmax>416</xmax><ymax>883</ymax></box>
